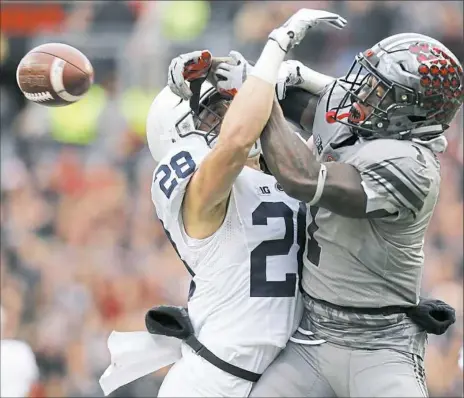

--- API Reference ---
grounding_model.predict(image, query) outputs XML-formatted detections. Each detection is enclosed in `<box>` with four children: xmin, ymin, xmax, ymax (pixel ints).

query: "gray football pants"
<box><xmin>249</xmin><ymin>340</ymin><xmax>428</xmax><ymax>397</ymax></box>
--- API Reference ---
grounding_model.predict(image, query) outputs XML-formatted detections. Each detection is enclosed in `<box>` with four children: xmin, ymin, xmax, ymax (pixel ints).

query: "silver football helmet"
<box><xmin>326</xmin><ymin>33</ymin><xmax>463</xmax><ymax>141</ymax></box>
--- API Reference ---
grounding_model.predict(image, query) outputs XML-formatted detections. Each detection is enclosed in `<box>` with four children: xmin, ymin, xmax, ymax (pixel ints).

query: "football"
<box><xmin>16</xmin><ymin>43</ymin><xmax>94</xmax><ymax>107</ymax></box>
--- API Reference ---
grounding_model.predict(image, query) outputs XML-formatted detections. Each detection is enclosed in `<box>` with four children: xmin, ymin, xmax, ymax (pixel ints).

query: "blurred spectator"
<box><xmin>0</xmin><ymin>1</ymin><xmax>462</xmax><ymax>397</ymax></box>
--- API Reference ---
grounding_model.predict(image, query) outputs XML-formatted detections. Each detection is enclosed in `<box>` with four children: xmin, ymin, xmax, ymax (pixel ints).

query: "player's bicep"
<box><xmin>318</xmin><ymin>162</ymin><xmax>368</xmax><ymax>218</ymax></box>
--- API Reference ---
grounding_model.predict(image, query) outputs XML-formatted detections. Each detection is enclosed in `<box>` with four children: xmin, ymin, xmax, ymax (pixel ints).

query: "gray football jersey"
<box><xmin>302</xmin><ymin>84</ymin><xmax>441</xmax><ymax>309</ymax></box>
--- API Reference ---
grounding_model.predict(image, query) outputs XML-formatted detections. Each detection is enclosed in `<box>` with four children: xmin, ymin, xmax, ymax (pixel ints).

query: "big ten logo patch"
<box><xmin>314</xmin><ymin>134</ymin><xmax>323</xmax><ymax>155</ymax></box>
<box><xmin>257</xmin><ymin>185</ymin><xmax>271</xmax><ymax>195</ymax></box>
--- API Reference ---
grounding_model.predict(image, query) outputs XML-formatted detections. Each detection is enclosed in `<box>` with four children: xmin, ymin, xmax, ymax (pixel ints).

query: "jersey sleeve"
<box><xmin>346</xmin><ymin>141</ymin><xmax>435</xmax><ymax>220</ymax></box>
<box><xmin>151</xmin><ymin>141</ymin><xmax>210</xmax><ymax>229</ymax></box>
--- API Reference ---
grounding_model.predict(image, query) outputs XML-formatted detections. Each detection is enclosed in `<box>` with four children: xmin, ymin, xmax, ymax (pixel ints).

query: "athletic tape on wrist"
<box><xmin>308</xmin><ymin>164</ymin><xmax>327</xmax><ymax>206</ymax></box>
<box><xmin>249</xmin><ymin>40</ymin><xmax>286</xmax><ymax>85</ymax></box>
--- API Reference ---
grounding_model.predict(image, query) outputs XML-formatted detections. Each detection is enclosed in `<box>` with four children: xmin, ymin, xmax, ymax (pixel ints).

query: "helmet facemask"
<box><xmin>175</xmin><ymin>82</ymin><xmax>231</xmax><ymax>147</ymax></box>
<box><xmin>195</xmin><ymin>92</ymin><xmax>231</xmax><ymax>146</ymax></box>
<box><xmin>327</xmin><ymin>53</ymin><xmax>428</xmax><ymax>139</ymax></box>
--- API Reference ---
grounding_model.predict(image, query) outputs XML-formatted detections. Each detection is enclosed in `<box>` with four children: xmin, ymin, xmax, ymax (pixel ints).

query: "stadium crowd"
<box><xmin>0</xmin><ymin>1</ymin><xmax>462</xmax><ymax>397</ymax></box>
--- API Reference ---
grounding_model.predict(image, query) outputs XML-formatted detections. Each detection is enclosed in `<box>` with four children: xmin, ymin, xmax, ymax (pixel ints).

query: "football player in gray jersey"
<box><xmin>195</xmin><ymin>29</ymin><xmax>461</xmax><ymax>396</ymax></box>
<box><xmin>244</xmin><ymin>32</ymin><xmax>462</xmax><ymax>397</ymax></box>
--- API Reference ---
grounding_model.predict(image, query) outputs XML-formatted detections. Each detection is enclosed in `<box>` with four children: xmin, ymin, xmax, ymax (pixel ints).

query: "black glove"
<box><xmin>406</xmin><ymin>298</ymin><xmax>456</xmax><ymax>335</ymax></box>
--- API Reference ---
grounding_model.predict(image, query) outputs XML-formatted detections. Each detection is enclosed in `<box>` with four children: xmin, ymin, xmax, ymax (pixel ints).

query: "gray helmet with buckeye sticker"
<box><xmin>326</xmin><ymin>33</ymin><xmax>463</xmax><ymax>141</ymax></box>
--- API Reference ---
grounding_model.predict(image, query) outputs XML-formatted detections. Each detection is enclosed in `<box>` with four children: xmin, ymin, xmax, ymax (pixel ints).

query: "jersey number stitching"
<box><xmin>154</xmin><ymin>151</ymin><xmax>196</xmax><ymax>198</ymax></box>
<box><xmin>250</xmin><ymin>202</ymin><xmax>306</xmax><ymax>297</ymax></box>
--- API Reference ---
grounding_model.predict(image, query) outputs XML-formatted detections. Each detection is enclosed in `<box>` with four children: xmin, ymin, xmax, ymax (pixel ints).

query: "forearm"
<box><xmin>218</xmin><ymin>76</ymin><xmax>274</xmax><ymax>154</ymax></box>
<box><xmin>261</xmin><ymin>98</ymin><xmax>320</xmax><ymax>200</ymax></box>
<box><xmin>262</xmin><ymin>98</ymin><xmax>368</xmax><ymax>217</ymax></box>
<box><xmin>197</xmin><ymin>40</ymin><xmax>284</xmax><ymax>211</ymax></box>
<box><xmin>218</xmin><ymin>40</ymin><xmax>285</xmax><ymax>154</ymax></box>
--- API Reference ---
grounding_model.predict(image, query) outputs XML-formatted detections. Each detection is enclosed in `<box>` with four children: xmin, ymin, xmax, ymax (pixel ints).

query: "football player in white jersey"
<box><xmin>146</xmin><ymin>10</ymin><xmax>346</xmax><ymax>397</ymax></box>
<box><xmin>149</xmin><ymin>82</ymin><xmax>305</xmax><ymax>397</ymax></box>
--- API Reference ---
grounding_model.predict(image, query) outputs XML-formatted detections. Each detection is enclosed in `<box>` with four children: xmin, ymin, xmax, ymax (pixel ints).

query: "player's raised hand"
<box><xmin>269</xmin><ymin>9</ymin><xmax>347</xmax><ymax>52</ymax></box>
<box><xmin>214</xmin><ymin>51</ymin><xmax>253</xmax><ymax>98</ymax></box>
<box><xmin>167</xmin><ymin>50</ymin><xmax>213</xmax><ymax>100</ymax></box>
<box><xmin>276</xmin><ymin>60</ymin><xmax>306</xmax><ymax>100</ymax></box>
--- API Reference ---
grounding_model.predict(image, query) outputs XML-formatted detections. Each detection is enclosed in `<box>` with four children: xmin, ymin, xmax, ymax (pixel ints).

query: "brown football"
<box><xmin>16</xmin><ymin>43</ymin><xmax>94</xmax><ymax>107</ymax></box>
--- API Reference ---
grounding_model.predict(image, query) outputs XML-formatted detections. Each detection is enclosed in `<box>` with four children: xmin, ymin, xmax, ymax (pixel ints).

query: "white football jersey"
<box><xmin>151</xmin><ymin>139</ymin><xmax>304</xmax><ymax>394</ymax></box>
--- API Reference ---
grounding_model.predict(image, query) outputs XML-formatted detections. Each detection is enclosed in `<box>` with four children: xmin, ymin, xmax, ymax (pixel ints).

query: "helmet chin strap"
<box><xmin>410</xmin><ymin>124</ymin><xmax>445</xmax><ymax>136</ymax></box>
<box><xmin>189</xmin><ymin>77</ymin><xmax>207</xmax><ymax>114</ymax></box>
<box><xmin>396</xmin><ymin>124</ymin><xmax>445</xmax><ymax>140</ymax></box>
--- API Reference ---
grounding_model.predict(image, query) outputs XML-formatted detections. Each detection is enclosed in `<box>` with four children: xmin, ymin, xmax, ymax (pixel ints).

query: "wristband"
<box><xmin>308</xmin><ymin>164</ymin><xmax>327</xmax><ymax>206</ymax></box>
<box><xmin>249</xmin><ymin>40</ymin><xmax>286</xmax><ymax>85</ymax></box>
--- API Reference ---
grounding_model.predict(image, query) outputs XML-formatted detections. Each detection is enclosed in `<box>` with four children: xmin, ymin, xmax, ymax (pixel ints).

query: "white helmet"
<box><xmin>146</xmin><ymin>81</ymin><xmax>220</xmax><ymax>162</ymax></box>
<box><xmin>146</xmin><ymin>81</ymin><xmax>261</xmax><ymax>163</ymax></box>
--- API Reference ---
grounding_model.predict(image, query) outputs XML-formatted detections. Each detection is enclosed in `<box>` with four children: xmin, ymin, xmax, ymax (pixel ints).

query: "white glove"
<box><xmin>276</xmin><ymin>60</ymin><xmax>306</xmax><ymax>100</ymax></box>
<box><xmin>167</xmin><ymin>50</ymin><xmax>213</xmax><ymax>100</ymax></box>
<box><xmin>215</xmin><ymin>51</ymin><xmax>253</xmax><ymax>98</ymax></box>
<box><xmin>269</xmin><ymin>9</ymin><xmax>347</xmax><ymax>52</ymax></box>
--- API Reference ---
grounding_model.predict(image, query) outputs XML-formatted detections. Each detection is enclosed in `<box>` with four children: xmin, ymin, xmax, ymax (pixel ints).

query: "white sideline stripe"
<box><xmin>50</xmin><ymin>58</ymin><xmax>85</xmax><ymax>102</ymax></box>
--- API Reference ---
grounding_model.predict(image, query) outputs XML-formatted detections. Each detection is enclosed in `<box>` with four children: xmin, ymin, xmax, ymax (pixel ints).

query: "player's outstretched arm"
<box><xmin>184</xmin><ymin>43</ymin><xmax>284</xmax><ymax>237</ymax></box>
<box><xmin>262</xmin><ymin>97</ymin><xmax>368</xmax><ymax>218</ymax></box>
<box><xmin>192</xmin><ymin>8</ymin><xmax>348</xmax><ymax>215</ymax></box>
<box><xmin>182</xmin><ymin>8</ymin><xmax>349</xmax><ymax>235</ymax></box>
